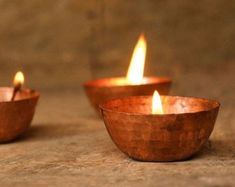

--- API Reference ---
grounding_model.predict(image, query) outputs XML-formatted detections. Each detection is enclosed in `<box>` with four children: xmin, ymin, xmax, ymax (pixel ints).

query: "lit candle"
<box><xmin>100</xmin><ymin>94</ymin><xmax>220</xmax><ymax>161</ymax></box>
<box><xmin>11</xmin><ymin>71</ymin><xmax>24</xmax><ymax>101</ymax></box>
<box><xmin>126</xmin><ymin>34</ymin><xmax>146</xmax><ymax>84</ymax></box>
<box><xmin>84</xmin><ymin>33</ymin><xmax>172</xmax><ymax>114</ymax></box>
<box><xmin>0</xmin><ymin>71</ymin><xmax>40</xmax><ymax>142</ymax></box>
<box><xmin>152</xmin><ymin>90</ymin><xmax>163</xmax><ymax>114</ymax></box>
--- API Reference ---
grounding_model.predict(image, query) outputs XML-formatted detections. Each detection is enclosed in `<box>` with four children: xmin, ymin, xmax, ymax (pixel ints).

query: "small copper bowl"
<box><xmin>84</xmin><ymin>77</ymin><xmax>171</xmax><ymax>114</ymax></box>
<box><xmin>100</xmin><ymin>96</ymin><xmax>220</xmax><ymax>162</ymax></box>
<box><xmin>0</xmin><ymin>87</ymin><xmax>40</xmax><ymax>142</ymax></box>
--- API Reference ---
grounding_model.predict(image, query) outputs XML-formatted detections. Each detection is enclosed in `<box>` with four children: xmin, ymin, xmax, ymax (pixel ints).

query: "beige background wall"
<box><xmin>0</xmin><ymin>0</ymin><xmax>234</xmax><ymax>94</ymax></box>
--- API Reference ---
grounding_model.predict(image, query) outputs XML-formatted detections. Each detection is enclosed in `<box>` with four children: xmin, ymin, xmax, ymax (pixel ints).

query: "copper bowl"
<box><xmin>100</xmin><ymin>95</ymin><xmax>220</xmax><ymax>161</ymax></box>
<box><xmin>0</xmin><ymin>87</ymin><xmax>40</xmax><ymax>142</ymax></box>
<box><xmin>84</xmin><ymin>77</ymin><xmax>171</xmax><ymax>114</ymax></box>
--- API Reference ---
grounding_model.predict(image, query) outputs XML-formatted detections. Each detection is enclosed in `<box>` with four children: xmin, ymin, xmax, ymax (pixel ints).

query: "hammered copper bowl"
<box><xmin>0</xmin><ymin>87</ymin><xmax>40</xmax><ymax>143</ymax></box>
<box><xmin>84</xmin><ymin>77</ymin><xmax>171</xmax><ymax>114</ymax></box>
<box><xmin>100</xmin><ymin>96</ymin><xmax>220</xmax><ymax>162</ymax></box>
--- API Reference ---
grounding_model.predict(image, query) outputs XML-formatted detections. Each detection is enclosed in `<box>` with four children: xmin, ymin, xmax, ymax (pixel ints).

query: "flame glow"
<box><xmin>152</xmin><ymin>90</ymin><xmax>163</xmax><ymax>114</ymax></box>
<box><xmin>126</xmin><ymin>34</ymin><xmax>147</xmax><ymax>84</ymax></box>
<box><xmin>13</xmin><ymin>71</ymin><xmax>24</xmax><ymax>87</ymax></box>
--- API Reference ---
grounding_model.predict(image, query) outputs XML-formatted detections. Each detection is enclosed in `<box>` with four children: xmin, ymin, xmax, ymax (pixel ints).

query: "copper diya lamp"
<box><xmin>84</xmin><ymin>34</ymin><xmax>172</xmax><ymax>114</ymax></box>
<box><xmin>100</xmin><ymin>91</ymin><xmax>220</xmax><ymax>162</ymax></box>
<box><xmin>0</xmin><ymin>72</ymin><xmax>40</xmax><ymax>142</ymax></box>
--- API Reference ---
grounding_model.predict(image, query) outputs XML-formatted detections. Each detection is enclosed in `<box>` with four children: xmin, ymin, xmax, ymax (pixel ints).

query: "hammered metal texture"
<box><xmin>100</xmin><ymin>96</ymin><xmax>220</xmax><ymax>161</ymax></box>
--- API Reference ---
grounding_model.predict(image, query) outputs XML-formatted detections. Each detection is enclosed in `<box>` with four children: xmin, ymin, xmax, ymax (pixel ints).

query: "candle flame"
<box><xmin>126</xmin><ymin>33</ymin><xmax>147</xmax><ymax>84</ymax></box>
<box><xmin>152</xmin><ymin>90</ymin><xmax>163</xmax><ymax>114</ymax></box>
<box><xmin>13</xmin><ymin>71</ymin><xmax>24</xmax><ymax>87</ymax></box>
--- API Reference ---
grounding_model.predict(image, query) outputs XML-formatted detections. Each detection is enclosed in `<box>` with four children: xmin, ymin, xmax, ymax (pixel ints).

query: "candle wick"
<box><xmin>11</xmin><ymin>85</ymin><xmax>21</xmax><ymax>101</ymax></box>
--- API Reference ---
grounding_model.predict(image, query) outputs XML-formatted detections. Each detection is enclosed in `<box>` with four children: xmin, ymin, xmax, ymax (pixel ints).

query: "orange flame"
<box><xmin>152</xmin><ymin>90</ymin><xmax>163</xmax><ymax>114</ymax></box>
<box><xmin>13</xmin><ymin>71</ymin><xmax>24</xmax><ymax>88</ymax></box>
<box><xmin>126</xmin><ymin>34</ymin><xmax>147</xmax><ymax>84</ymax></box>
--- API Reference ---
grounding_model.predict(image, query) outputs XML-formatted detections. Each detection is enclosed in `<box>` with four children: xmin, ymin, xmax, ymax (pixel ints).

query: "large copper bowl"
<box><xmin>0</xmin><ymin>87</ymin><xmax>40</xmax><ymax>142</ymax></box>
<box><xmin>100</xmin><ymin>95</ymin><xmax>220</xmax><ymax>161</ymax></box>
<box><xmin>84</xmin><ymin>77</ymin><xmax>171</xmax><ymax>114</ymax></box>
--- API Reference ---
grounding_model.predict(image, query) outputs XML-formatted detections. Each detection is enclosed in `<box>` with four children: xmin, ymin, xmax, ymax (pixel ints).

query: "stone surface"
<box><xmin>0</xmin><ymin>0</ymin><xmax>234</xmax><ymax>186</ymax></box>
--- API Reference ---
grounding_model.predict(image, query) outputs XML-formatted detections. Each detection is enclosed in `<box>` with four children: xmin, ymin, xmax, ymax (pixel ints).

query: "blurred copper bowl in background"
<box><xmin>100</xmin><ymin>95</ymin><xmax>220</xmax><ymax>161</ymax></box>
<box><xmin>84</xmin><ymin>77</ymin><xmax>171</xmax><ymax>115</ymax></box>
<box><xmin>0</xmin><ymin>87</ymin><xmax>40</xmax><ymax>143</ymax></box>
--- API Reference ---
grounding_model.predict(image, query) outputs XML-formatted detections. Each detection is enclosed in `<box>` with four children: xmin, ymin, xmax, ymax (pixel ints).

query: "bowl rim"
<box><xmin>83</xmin><ymin>76</ymin><xmax>172</xmax><ymax>88</ymax></box>
<box><xmin>0</xmin><ymin>87</ymin><xmax>40</xmax><ymax>104</ymax></box>
<box><xmin>99</xmin><ymin>95</ymin><xmax>220</xmax><ymax>116</ymax></box>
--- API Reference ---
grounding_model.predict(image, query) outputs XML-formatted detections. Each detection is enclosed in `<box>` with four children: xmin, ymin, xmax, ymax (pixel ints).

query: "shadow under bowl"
<box><xmin>0</xmin><ymin>87</ymin><xmax>40</xmax><ymax>143</ymax></box>
<box><xmin>100</xmin><ymin>95</ymin><xmax>220</xmax><ymax>162</ymax></box>
<box><xmin>84</xmin><ymin>77</ymin><xmax>171</xmax><ymax>115</ymax></box>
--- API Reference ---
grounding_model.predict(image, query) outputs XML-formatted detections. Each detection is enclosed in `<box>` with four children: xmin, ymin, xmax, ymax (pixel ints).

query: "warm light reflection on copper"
<box><xmin>152</xmin><ymin>90</ymin><xmax>163</xmax><ymax>114</ymax></box>
<box><xmin>126</xmin><ymin>33</ymin><xmax>147</xmax><ymax>85</ymax></box>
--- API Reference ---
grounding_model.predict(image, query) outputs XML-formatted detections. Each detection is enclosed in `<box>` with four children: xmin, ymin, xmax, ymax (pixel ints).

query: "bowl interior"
<box><xmin>84</xmin><ymin>77</ymin><xmax>171</xmax><ymax>87</ymax></box>
<box><xmin>0</xmin><ymin>87</ymin><xmax>39</xmax><ymax>102</ymax></box>
<box><xmin>101</xmin><ymin>96</ymin><xmax>220</xmax><ymax>115</ymax></box>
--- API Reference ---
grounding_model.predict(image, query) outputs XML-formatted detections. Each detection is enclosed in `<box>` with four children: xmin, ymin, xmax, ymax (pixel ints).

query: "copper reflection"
<box><xmin>84</xmin><ymin>77</ymin><xmax>171</xmax><ymax>115</ymax></box>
